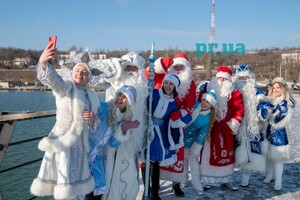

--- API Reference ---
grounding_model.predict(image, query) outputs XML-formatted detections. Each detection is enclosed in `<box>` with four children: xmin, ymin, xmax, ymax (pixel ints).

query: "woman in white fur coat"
<box><xmin>102</xmin><ymin>85</ymin><xmax>141</xmax><ymax>200</ymax></box>
<box><xmin>30</xmin><ymin>44</ymin><xmax>99</xmax><ymax>199</ymax></box>
<box><xmin>263</xmin><ymin>77</ymin><xmax>296</xmax><ymax>191</ymax></box>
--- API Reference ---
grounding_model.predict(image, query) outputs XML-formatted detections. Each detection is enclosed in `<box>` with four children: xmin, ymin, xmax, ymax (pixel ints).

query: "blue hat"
<box><xmin>116</xmin><ymin>85</ymin><xmax>137</xmax><ymax>105</ymax></box>
<box><xmin>202</xmin><ymin>90</ymin><xmax>217</xmax><ymax>106</ymax></box>
<box><xmin>233</xmin><ymin>64</ymin><xmax>254</xmax><ymax>79</ymax></box>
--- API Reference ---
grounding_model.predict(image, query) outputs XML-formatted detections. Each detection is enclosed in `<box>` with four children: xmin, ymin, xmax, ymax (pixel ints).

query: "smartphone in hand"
<box><xmin>48</xmin><ymin>35</ymin><xmax>57</xmax><ymax>51</ymax></box>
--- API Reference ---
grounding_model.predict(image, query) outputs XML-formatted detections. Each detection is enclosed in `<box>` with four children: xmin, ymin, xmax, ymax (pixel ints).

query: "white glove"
<box><xmin>99</xmin><ymin>58</ymin><xmax>122</xmax><ymax>81</ymax></box>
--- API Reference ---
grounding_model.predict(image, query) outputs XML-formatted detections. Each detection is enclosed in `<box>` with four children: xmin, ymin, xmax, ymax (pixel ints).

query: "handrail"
<box><xmin>0</xmin><ymin>110</ymin><xmax>56</xmax><ymax>124</ymax></box>
<box><xmin>0</xmin><ymin>110</ymin><xmax>56</xmax><ymax>200</ymax></box>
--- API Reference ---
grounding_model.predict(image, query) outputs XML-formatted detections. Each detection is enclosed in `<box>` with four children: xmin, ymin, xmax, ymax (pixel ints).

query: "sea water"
<box><xmin>0</xmin><ymin>91</ymin><xmax>104</xmax><ymax>200</ymax></box>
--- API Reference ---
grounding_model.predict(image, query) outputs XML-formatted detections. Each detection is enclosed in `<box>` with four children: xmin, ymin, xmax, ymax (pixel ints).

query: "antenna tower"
<box><xmin>206</xmin><ymin>0</ymin><xmax>216</xmax><ymax>78</ymax></box>
<box><xmin>209</xmin><ymin>0</ymin><xmax>216</xmax><ymax>43</ymax></box>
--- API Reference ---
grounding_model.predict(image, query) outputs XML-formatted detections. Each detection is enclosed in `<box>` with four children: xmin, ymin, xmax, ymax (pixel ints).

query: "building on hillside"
<box><xmin>282</xmin><ymin>53</ymin><xmax>300</xmax><ymax>64</ymax></box>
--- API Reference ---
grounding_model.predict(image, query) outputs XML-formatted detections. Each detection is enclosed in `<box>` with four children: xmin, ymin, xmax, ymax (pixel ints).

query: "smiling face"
<box><xmin>272</xmin><ymin>82</ymin><xmax>283</xmax><ymax>97</ymax></box>
<box><xmin>72</xmin><ymin>64</ymin><xmax>89</xmax><ymax>87</ymax></box>
<box><xmin>201</xmin><ymin>98</ymin><xmax>213</xmax><ymax>111</ymax></box>
<box><xmin>115</xmin><ymin>92</ymin><xmax>128</xmax><ymax>111</ymax></box>
<box><xmin>163</xmin><ymin>80</ymin><xmax>175</xmax><ymax>96</ymax></box>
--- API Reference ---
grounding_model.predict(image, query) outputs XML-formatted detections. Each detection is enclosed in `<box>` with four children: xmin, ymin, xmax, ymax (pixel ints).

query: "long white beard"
<box><xmin>208</xmin><ymin>78</ymin><xmax>234</xmax><ymax>121</ymax></box>
<box><xmin>169</xmin><ymin>67</ymin><xmax>192</xmax><ymax>99</ymax></box>
<box><xmin>234</xmin><ymin>79</ymin><xmax>260</xmax><ymax>141</ymax></box>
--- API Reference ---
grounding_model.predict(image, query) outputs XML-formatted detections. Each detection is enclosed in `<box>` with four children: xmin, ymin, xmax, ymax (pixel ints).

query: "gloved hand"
<box><xmin>99</xmin><ymin>58</ymin><xmax>122</xmax><ymax>80</ymax></box>
<box><xmin>199</xmin><ymin>82</ymin><xmax>208</xmax><ymax>92</ymax></box>
<box><xmin>121</xmin><ymin>120</ymin><xmax>140</xmax><ymax>133</ymax></box>
<box><xmin>170</xmin><ymin>111</ymin><xmax>182</xmax><ymax>121</ymax></box>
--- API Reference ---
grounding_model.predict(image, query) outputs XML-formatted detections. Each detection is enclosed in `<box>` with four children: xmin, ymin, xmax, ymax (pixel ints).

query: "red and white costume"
<box><xmin>198</xmin><ymin>66</ymin><xmax>244</xmax><ymax>185</ymax></box>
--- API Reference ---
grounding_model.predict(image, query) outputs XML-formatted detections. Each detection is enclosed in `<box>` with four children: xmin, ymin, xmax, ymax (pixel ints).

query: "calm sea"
<box><xmin>0</xmin><ymin>91</ymin><xmax>105</xmax><ymax>200</ymax></box>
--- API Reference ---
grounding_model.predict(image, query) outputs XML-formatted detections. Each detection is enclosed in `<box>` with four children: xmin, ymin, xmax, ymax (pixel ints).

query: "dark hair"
<box><xmin>162</xmin><ymin>87</ymin><xmax>178</xmax><ymax>98</ymax></box>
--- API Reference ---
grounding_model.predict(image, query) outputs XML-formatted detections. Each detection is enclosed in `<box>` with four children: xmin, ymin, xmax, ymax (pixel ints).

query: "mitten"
<box><xmin>170</xmin><ymin>111</ymin><xmax>182</xmax><ymax>121</ymax></box>
<box><xmin>199</xmin><ymin>82</ymin><xmax>208</xmax><ymax>92</ymax></box>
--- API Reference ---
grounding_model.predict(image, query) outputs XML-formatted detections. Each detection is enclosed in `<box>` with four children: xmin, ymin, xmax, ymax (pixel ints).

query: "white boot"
<box><xmin>189</xmin><ymin>143</ymin><xmax>204</xmax><ymax>195</ymax></box>
<box><xmin>182</xmin><ymin>148</ymin><xmax>190</xmax><ymax>187</ymax></box>
<box><xmin>240</xmin><ymin>170</ymin><xmax>250</xmax><ymax>187</ymax></box>
<box><xmin>263</xmin><ymin>159</ymin><xmax>274</xmax><ymax>183</ymax></box>
<box><xmin>274</xmin><ymin>162</ymin><xmax>283</xmax><ymax>190</ymax></box>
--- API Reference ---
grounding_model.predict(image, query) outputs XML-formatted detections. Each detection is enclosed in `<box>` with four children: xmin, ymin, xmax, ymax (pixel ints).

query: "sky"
<box><xmin>0</xmin><ymin>0</ymin><xmax>300</xmax><ymax>52</ymax></box>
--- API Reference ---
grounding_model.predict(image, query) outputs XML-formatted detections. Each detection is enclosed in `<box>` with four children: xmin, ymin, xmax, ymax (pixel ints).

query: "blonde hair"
<box><xmin>208</xmin><ymin>106</ymin><xmax>215</xmax><ymax>136</ymax></box>
<box><xmin>268</xmin><ymin>81</ymin><xmax>295</xmax><ymax>106</ymax></box>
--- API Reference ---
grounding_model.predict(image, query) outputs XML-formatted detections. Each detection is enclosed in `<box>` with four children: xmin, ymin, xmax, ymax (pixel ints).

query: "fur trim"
<box><xmin>234</xmin><ymin>138</ymin><xmax>250</xmax><ymax>166</ymax></box>
<box><xmin>154</xmin><ymin>57</ymin><xmax>165</xmax><ymax>74</ymax></box>
<box><xmin>54</xmin><ymin>176</ymin><xmax>95</xmax><ymax>199</ymax></box>
<box><xmin>30</xmin><ymin>178</ymin><xmax>55</xmax><ymax>197</ymax></box>
<box><xmin>269</xmin><ymin>144</ymin><xmax>292</xmax><ymax>162</ymax></box>
<box><xmin>113</xmin><ymin>124</ymin><xmax>131</xmax><ymax>142</ymax></box>
<box><xmin>261</xmin><ymin>138</ymin><xmax>269</xmax><ymax>156</ymax></box>
<box><xmin>38</xmin><ymin>122</ymin><xmax>85</xmax><ymax>153</ymax></box>
<box><xmin>160</xmin><ymin>154</ymin><xmax>177</xmax><ymax>166</ymax></box>
<box><xmin>226</xmin><ymin>118</ymin><xmax>240</xmax><ymax>135</ymax></box>
<box><xmin>38</xmin><ymin>85</ymin><xmax>99</xmax><ymax>153</ymax></box>
<box><xmin>216</xmin><ymin>71</ymin><xmax>231</xmax><ymax>80</ymax></box>
<box><xmin>257</xmin><ymin>93</ymin><xmax>270</xmax><ymax>103</ymax></box>
<box><xmin>241</xmin><ymin>152</ymin><xmax>266</xmax><ymax>173</ymax></box>
<box><xmin>270</xmin><ymin>105</ymin><xmax>293</xmax><ymax>129</ymax></box>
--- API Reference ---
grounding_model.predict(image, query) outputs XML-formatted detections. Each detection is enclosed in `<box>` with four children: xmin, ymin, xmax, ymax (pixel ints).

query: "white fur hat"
<box><xmin>72</xmin><ymin>63</ymin><xmax>92</xmax><ymax>80</ymax></box>
<box><xmin>163</xmin><ymin>74</ymin><xmax>181</xmax><ymax>88</ymax></box>
<box><xmin>116</xmin><ymin>85</ymin><xmax>137</xmax><ymax>106</ymax></box>
<box><xmin>202</xmin><ymin>89</ymin><xmax>217</xmax><ymax>107</ymax></box>
<box><xmin>121</xmin><ymin>51</ymin><xmax>146</xmax><ymax>70</ymax></box>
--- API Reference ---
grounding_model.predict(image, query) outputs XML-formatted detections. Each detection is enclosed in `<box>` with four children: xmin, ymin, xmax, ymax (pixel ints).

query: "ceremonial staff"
<box><xmin>144</xmin><ymin>43</ymin><xmax>155</xmax><ymax>200</ymax></box>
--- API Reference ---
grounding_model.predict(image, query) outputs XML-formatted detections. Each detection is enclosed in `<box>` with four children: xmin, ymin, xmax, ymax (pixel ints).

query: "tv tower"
<box><xmin>209</xmin><ymin>0</ymin><xmax>216</xmax><ymax>43</ymax></box>
<box><xmin>206</xmin><ymin>0</ymin><xmax>215</xmax><ymax>78</ymax></box>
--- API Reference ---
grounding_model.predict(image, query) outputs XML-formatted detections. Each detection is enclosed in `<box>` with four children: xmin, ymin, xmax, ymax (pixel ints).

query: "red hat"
<box><xmin>173</xmin><ymin>53</ymin><xmax>191</xmax><ymax>68</ymax></box>
<box><xmin>154</xmin><ymin>57</ymin><xmax>173</xmax><ymax>74</ymax></box>
<box><xmin>216</xmin><ymin>66</ymin><xmax>232</xmax><ymax>80</ymax></box>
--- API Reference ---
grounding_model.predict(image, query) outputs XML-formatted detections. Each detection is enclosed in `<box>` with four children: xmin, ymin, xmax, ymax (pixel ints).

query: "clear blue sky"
<box><xmin>0</xmin><ymin>0</ymin><xmax>299</xmax><ymax>52</ymax></box>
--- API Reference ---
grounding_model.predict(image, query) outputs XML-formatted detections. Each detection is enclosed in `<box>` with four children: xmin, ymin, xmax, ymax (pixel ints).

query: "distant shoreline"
<box><xmin>0</xmin><ymin>86</ymin><xmax>105</xmax><ymax>92</ymax></box>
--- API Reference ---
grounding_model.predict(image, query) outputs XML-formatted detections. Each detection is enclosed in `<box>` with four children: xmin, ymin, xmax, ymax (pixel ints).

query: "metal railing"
<box><xmin>0</xmin><ymin>110</ymin><xmax>56</xmax><ymax>200</ymax></box>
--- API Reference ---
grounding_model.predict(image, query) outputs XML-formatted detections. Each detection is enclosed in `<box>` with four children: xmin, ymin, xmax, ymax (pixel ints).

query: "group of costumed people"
<box><xmin>30</xmin><ymin>42</ymin><xmax>296</xmax><ymax>200</ymax></box>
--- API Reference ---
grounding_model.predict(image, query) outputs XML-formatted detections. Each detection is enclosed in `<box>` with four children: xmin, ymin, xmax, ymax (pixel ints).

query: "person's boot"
<box><xmin>274</xmin><ymin>162</ymin><xmax>283</xmax><ymax>190</ymax></box>
<box><xmin>240</xmin><ymin>170</ymin><xmax>250</xmax><ymax>187</ymax></box>
<box><xmin>172</xmin><ymin>183</ymin><xmax>185</xmax><ymax>197</ymax></box>
<box><xmin>224</xmin><ymin>182</ymin><xmax>239</xmax><ymax>191</ymax></box>
<box><xmin>150</xmin><ymin>162</ymin><xmax>161</xmax><ymax>200</ymax></box>
<box><xmin>263</xmin><ymin>159</ymin><xmax>274</xmax><ymax>183</ymax></box>
<box><xmin>189</xmin><ymin>152</ymin><xmax>203</xmax><ymax>195</ymax></box>
<box><xmin>141</xmin><ymin>163</ymin><xmax>150</xmax><ymax>199</ymax></box>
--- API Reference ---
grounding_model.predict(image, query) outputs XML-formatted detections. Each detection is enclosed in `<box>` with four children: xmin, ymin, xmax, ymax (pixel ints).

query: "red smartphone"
<box><xmin>48</xmin><ymin>35</ymin><xmax>57</xmax><ymax>51</ymax></box>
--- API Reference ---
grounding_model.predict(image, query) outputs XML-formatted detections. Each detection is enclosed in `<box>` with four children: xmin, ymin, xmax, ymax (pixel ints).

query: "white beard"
<box><xmin>234</xmin><ymin>79</ymin><xmax>260</xmax><ymax>141</ymax></box>
<box><xmin>169</xmin><ymin>67</ymin><xmax>192</xmax><ymax>99</ymax></box>
<box><xmin>208</xmin><ymin>78</ymin><xmax>234</xmax><ymax>121</ymax></box>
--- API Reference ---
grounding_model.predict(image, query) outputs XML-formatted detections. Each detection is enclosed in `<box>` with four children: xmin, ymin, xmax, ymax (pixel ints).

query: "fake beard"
<box><xmin>235</xmin><ymin>79</ymin><xmax>260</xmax><ymax>141</ymax></box>
<box><xmin>208</xmin><ymin>78</ymin><xmax>234</xmax><ymax>121</ymax></box>
<box><xmin>169</xmin><ymin>67</ymin><xmax>193</xmax><ymax>99</ymax></box>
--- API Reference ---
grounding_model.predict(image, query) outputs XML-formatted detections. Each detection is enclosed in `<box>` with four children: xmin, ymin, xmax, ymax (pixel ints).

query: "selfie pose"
<box><xmin>30</xmin><ymin>42</ymin><xmax>98</xmax><ymax>199</ymax></box>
